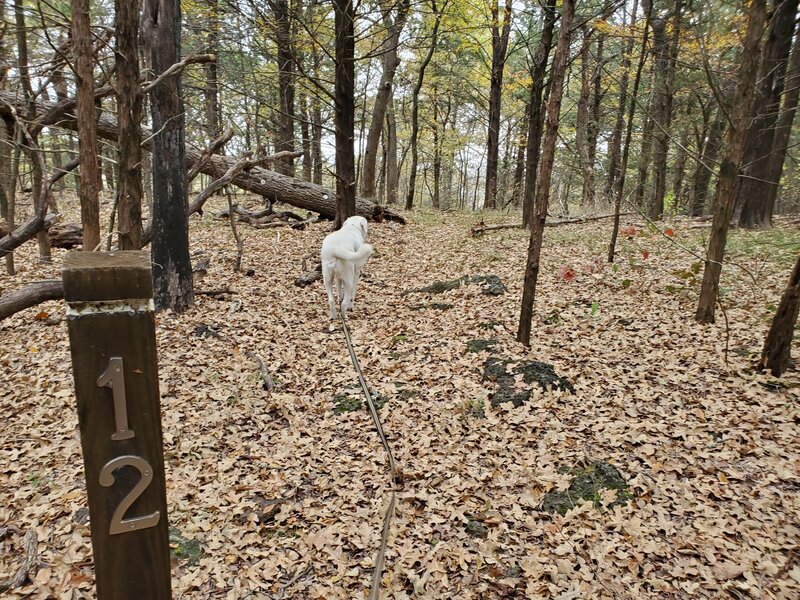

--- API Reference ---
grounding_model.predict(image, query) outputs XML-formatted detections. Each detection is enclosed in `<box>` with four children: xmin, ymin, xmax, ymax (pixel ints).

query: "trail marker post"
<box><xmin>62</xmin><ymin>251</ymin><xmax>171</xmax><ymax>599</ymax></box>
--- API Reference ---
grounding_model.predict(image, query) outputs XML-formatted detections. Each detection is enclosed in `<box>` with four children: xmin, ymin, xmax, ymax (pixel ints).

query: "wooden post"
<box><xmin>62</xmin><ymin>251</ymin><xmax>171</xmax><ymax>599</ymax></box>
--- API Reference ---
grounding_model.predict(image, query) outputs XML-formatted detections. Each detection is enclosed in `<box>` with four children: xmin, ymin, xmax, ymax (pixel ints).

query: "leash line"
<box><xmin>339</xmin><ymin>310</ymin><xmax>398</xmax><ymax>600</ymax></box>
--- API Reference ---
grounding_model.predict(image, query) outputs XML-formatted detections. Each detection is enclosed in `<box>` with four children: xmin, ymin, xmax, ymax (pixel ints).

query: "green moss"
<box><xmin>169</xmin><ymin>526</ymin><xmax>202</xmax><ymax>566</ymax></box>
<box><xmin>483</xmin><ymin>357</ymin><xmax>574</xmax><ymax>407</ymax></box>
<box><xmin>541</xmin><ymin>461</ymin><xmax>631</xmax><ymax>515</ymax></box>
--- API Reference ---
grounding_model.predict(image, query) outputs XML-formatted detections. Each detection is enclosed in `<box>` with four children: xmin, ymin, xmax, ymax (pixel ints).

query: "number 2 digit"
<box><xmin>99</xmin><ymin>455</ymin><xmax>161</xmax><ymax>535</ymax></box>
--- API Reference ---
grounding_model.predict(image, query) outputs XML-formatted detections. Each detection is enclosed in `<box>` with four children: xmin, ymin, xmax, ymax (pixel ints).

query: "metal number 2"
<box><xmin>97</xmin><ymin>357</ymin><xmax>135</xmax><ymax>441</ymax></box>
<box><xmin>99</xmin><ymin>455</ymin><xmax>161</xmax><ymax>535</ymax></box>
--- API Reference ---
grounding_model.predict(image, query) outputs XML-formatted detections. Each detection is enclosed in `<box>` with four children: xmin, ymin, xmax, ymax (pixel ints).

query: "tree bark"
<box><xmin>483</xmin><ymin>0</ymin><xmax>513</xmax><ymax>210</ymax></box>
<box><xmin>115</xmin><ymin>0</ymin><xmax>144</xmax><ymax>250</ymax></box>
<box><xmin>738</xmin><ymin>0</ymin><xmax>800</xmax><ymax>228</ymax></box>
<box><xmin>14</xmin><ymin>0</ymin><xmax>50</xmax><ymax>262</ymax></box>
<box><xmin>360</xmin><ymin>0</ymin><xmax>410</xmax><ymax>199</ymax></box>
<box><xmin>696</xmin><ymin>0</ymin><xmax>767</xmax><ymax>324</ymax></box>
<box><xmin>608</xmin><ymin>0</ymin><xmax>653</xmax><ymax>262</ymax></box>
<box><xmin>271</xmin><ymin>0</ymin><xmax>296</xmax><ymax>177</ymax></box>
<box><xmin>406</xmin><ymin>0</ymin><xmax>445</xmax><ymax>210</ymax></box>
<box><xmin>142</xmin><ymin>0</ymin><xmax>194</xmax><ymax>312</ymax></box>
<box><xmin>203</xmin><ymin>0</ymin><xmax>223</xmax><ymax>149</ymax></box>
<box><xmin>333</xmin><ymin>0</ymin><xmax>356</xmax><ymax>227</ymax></box>
<box><xmin>688</xmin><ymin>100</ymin><xmax>726</xmax><ymax>217</ymax></box>
<box><xmin>606</xmin><ymin>0</ymin><xmax>638</xmax><ymax>204</ymax></box>
<box><xmin>71</xmin><ymin>0</ymin><xmax>102</xmax><ymax>251</ymax></box>
<box><xmin>759</xmin><ymin>252</ymin><xmax>800</xmax><ymax>376</ymax></box>
<box><xmin>385</xmin><ymin>94</ymin><xmax>399</xmax><ymax>205</ymax></box>
<box><xmin>763</xmin><ymin>26</ymin><xmax>800</xmax><ymax>219</ymax></box>
<box><xmin>522</xmin><ymin>0</ymin><xmax>557</xmax><ymax>227</ymax></box>
<box><xmin>517</xmin><ymin>0</ymin><xmax>575</xmax><ymax>347</ymax></box>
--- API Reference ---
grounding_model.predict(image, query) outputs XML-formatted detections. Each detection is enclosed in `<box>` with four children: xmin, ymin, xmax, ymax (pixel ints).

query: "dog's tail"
<box><xmin>330</xmin><ymin>244</ymin><xmax>374</xmax><ymax>262</ymax></box>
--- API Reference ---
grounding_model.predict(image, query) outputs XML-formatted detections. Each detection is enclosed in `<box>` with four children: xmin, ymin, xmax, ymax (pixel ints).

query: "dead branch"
<box><xmin>246</xmin><ymin>351</ymin><xmax>276</xmax><ymax>392</ymax></box>
<box><xmin>0</xmin><ymin>91</ymin><xmax>405</xmax><ymax>224</ymax></box>
<box><xmin>0</xmin><ymin>528</ymin><xmax>39</xmax><ymax>592</ymax></box>
<box><xmin>142</xmin><ymin>53</ymin><xmax>217</xmax><ymax>93</ymax></box>
<box><xmin>187</xmin><ymin>127</ymin><xmax>235</xmax><ymax>183</ymax></box>
<box><xmin>0</xmin><ymin>281</ymin><xmax>64</xmax><ymax>321</ymax></box>
<box><xmin>295</xmin><ymin>263</ymin><xmax>322</xmax><ymax>287</ymax></box>
<box><xmin>470</xmin><ymin>212</ymin><xmax>633</xmax><ymax>236</ymax></box>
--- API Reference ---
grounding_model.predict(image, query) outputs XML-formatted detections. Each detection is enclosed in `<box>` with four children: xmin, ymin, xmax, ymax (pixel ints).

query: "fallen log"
<box><xmin>470</xmin><ymin>212</ymin><xmax>633</xmax><ymax>236</ymax></box>
<box><xmin>0</xmin><ymin>280</ymin><xmax>64</xmax><ymax>321</ymax></box>
<box><xmin>0</xmin><ymin>90</ymin><xmax>405</xmax><ymax>225</ymax></box>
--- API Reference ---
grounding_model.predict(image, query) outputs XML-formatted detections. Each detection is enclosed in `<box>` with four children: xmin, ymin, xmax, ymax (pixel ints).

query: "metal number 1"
<box><xmin>97</xmin><ymin>357</ymin><xmax>135</xmax><ymax>441</ymax></box>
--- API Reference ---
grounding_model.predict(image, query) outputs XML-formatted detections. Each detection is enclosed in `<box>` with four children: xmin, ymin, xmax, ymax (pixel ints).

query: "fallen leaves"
<box><xmin>1</xmin><ymin>202</ymin><xmax>799</xmax><ymax>598</ymax></box>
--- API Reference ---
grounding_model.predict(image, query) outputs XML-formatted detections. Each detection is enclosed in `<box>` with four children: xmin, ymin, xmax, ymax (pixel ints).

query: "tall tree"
<box><xmin>115</xmin><ymin>0</ymin><xmax>143</xmax><ymax>250</ymax></box>
<box><xmin>72</xmin><ymin>0</ymin><xmax>102</xmax><ymax>251</ymax></box>
<box><xmin>762</xmin><ymin>26</ymin><xmax>800</xmax><ymax>219</ymax></box>
<box><xmin>406</xmin><ymin>0</ymin><xmax>445</xmax><ymax>210</ymax></box>
<box><xmin>360</xmin><ymin>0</ymin><xmax>410</xmax><ymax>199</ymax></box>
<box><xmin>204</xmin><ymin>0</ymin><xmax>223</xmax><ymax>149</ymax></box>
<box><xmin>333</xmin><ymin>0</ymin><xmax>356</xmax><ymax>227</ymax></box>
<box><xmin>517</xmin><ymin>0</ymin><xmax>575</xmax><ymax>346</ymax></box>
<box><xmin>608</xmin><ymin>0</ymin><xmax>653</xmax><ymax>262</ymax></box>
<box><xmin>483</xmin><ymin>0</ymin><xmax>513</xmax><ymax>210</ymax></box>
<box><xmin>142</xmin><ymin>0</ymin><xmax>194</xmax><ymax>312</ymax></box>
<box><xmin>695</xmin><ymin>0</ymin><xmax>767</xmax><ymax>323</ymax></box>
<box><xmin>605</xmin><ymin>0</ymin><xmax>638</xmax><ymax>204</ymax></box>
<box><xmin>647</xmin><ymin>0</ymin><xmax>683</xmax><ymax>219</ymax></box>
<box><xmin>738</xmin><ymin>0</ymin><xmax>800</xmax><ymax>228</ymax></box>
<box><xmin>14</xmin><ymin>0</ymin><xmax>50</xmax><ymax>261</ymax></box>
<box><xmin>522</xmin><ymin>0</ymin><xmax>557</xmax><ymax>227</ymax></box>
<box><xmin>270</xmin><ymin>0</ymin><xmax>296</xmax><ymax>177</ymax></box>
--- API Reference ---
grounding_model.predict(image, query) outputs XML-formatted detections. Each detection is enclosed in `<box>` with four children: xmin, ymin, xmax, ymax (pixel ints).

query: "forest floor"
<box><xmin>1</xmin><ymin>195</ymin><xmax>799</xmax><ymax>599</ymax></box>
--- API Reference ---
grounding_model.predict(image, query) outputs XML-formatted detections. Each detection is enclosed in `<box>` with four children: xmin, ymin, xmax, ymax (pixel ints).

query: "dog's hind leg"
<box><xmin>340</xmin><ymin>266</ymin><xmax>356</xmax><ymax>313</ymax></box>
<box><xmin>322</xmin><ymin>263</ymin><xmax>337</xmax><ymax>319</ymax></box>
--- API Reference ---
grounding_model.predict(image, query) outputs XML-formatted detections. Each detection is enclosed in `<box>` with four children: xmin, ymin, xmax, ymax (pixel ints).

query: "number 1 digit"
<box><xmin>97</xmin><ymin>357</ymin><xmax>135</xmax><ymax>441</ymax></box>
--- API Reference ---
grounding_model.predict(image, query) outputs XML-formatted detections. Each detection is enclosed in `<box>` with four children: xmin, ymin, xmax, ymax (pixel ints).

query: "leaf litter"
<box><xmin>1</xmin><ymin>197</ymin><xmax>799</xmax><ymax>599</ymax></box>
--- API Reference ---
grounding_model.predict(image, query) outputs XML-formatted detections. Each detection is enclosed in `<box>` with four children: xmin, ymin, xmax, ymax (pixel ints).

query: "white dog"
<box><xmin>321</xmin><ymin>215</ymin><xmax>374</xmax><ymax>319</ymax></box>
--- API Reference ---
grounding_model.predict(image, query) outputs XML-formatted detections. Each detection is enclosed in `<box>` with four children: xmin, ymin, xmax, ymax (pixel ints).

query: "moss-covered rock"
<box><xmin>541</xmin><ymin>461</ymin><xmax>631</xmax><ymax>515</ymax></box>
<box><xmin>466</xmin><ymin>338</ymin><xmax>498</xmax><ymax>353</ymax></box>
<box><xmin>409</xmin><ymin>302</ymin><xmax>454</xmax><ymax>311</ymax></box>
<box><xmin>483</xmin><ymin>357</ymin><xmax>574</xmax><ymax>407</ymax></box>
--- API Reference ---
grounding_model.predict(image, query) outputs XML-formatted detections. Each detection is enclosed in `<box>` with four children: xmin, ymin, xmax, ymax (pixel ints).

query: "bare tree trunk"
<box><xmin>142</xmin><ymin>0</ymin><xmax>194</xmax><ymax>312</ymax></box>
<box><xmin>268</xmin><ymin>0</ymin><xmax>296</xmax><ymax>177</ymax></box>
<box><xmin>517</xmin><ymin>0</ymin><xmax>575</xmax><ymax>347</ymax></box>
<box><xmin>385</xmin><ymin>94</ymin><xmax>399</xmax><ymax>205</ymax></box>
<box><xmin>696</xmin><ymin>0</ymin><xmax>767</xmax><ymax>323</ymax></box>
<box><xmin>738</xmin><ymin>0</ymin><xmax>799</xmax><ymax>228</ymax></box>
<box><xmin>71</xmin><ymin>0</ymin><xmax>102</xmax><ymax>251</ymax></box>
<box><xmin>333</xmin><ymin>0</ymin><xmax>356</xmax><ymax>227</ymax></box>
<box><xmin>360</xmin><ymin>0</ymin><xmax>410</xmax><ymax>198</ymax></box>
<box><xmin>204</xmin><ymin>0</ymin><xmax>222</xmax><ymax>149</ymax></box>
<box><xmin>763</xmin><ymin>26</ymin><xmax>800</xmax><ymax>218</ymax></box>
<box><xmin>511</xmin><ymin>111</ymin><xmax>528</xmax><ymax>208</ymax></box>
<box><xmin>646</xmin><ymin>1</ymin><xmax>683</xmax><ymax>219</ymax></box>
<box><xmin>608</xmin><ymin>0</ymin><xmax>653</xmax><ymax>262</ymax></box>
<box><xmin>483</xmin><ymin>0</ymin><xmax>513</xmax><ymax>210</ymax></box>
<box><xmin>576</xmin><ymin>26</ymin><xmax>604</xmax><ymax>211</ymax></box>
<box><xmin>759</xmin><ymin>252</ymin><xmax>800</xmax><ymax>376</ymax></box>
<box><xmin>14</xmin><ymin>0</ymin><xmax>50</xmax><ymax>261</ymax></box>
<box><xmin>606</xmin><ymin>0</ymin><xmax>638</xmax><ymax>203</ymax></box>
<box><xmin>406</xmin><ymin>0</ymin><xmax>445</xmax><ymax>210</ymax></box>
<box><xmin>688</xmin><ymin>99</ymin><xmax>726</xmax><ymax>217</ymax></box>
<box><xmin>115</xmin><ymin>0</ymin><xmax>143</xmax><ymax>250</ymax></box>
<box><xmin>522</xmin><ymin>0</ymin><xmax>557</xmax><ymax>228</ymax></box>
